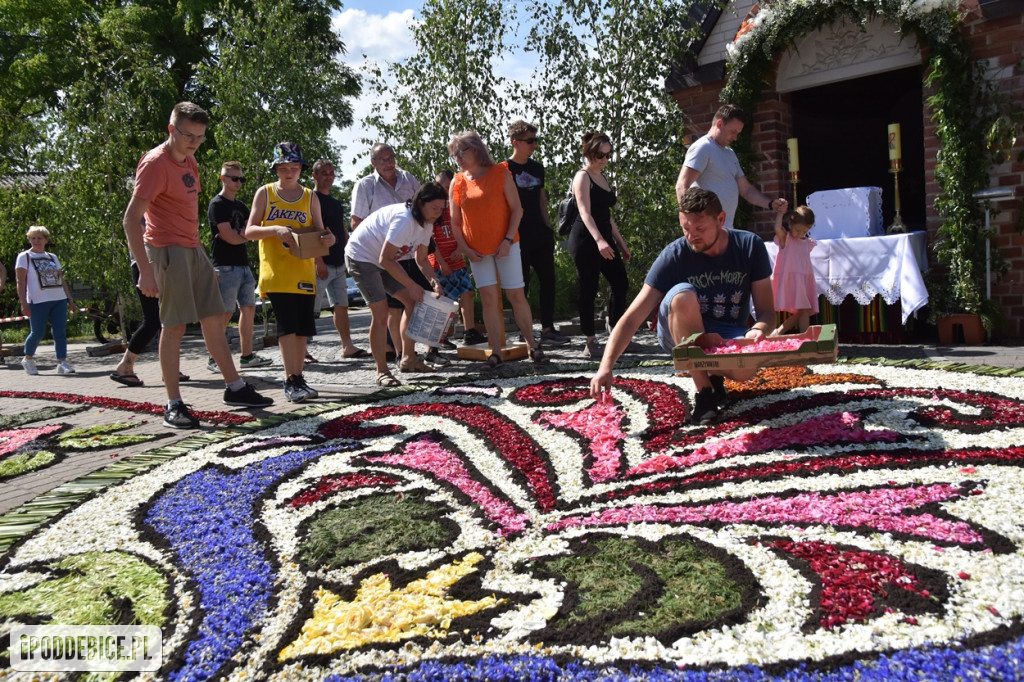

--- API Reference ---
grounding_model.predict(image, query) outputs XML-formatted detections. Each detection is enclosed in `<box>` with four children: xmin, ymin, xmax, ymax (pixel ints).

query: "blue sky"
<box><xmin>329</xmin><ymin>2</ymin><xmax>422</xmax><ymax>179</ymax></box>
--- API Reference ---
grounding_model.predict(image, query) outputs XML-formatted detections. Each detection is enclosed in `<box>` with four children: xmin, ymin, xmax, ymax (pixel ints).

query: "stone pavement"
<box><xmin>2</xmin><ymin>310</ymin><xmax>1022</xmax><ymax>516</ymax></box>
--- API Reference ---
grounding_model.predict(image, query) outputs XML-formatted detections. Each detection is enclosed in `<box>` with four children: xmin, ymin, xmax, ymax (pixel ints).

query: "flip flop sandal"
<box><xmin>375</xmin><ymin>371</ymin><xmax>401</xmax><ymax>387</ymax></box>
<box><xmin>109</xmin><ymin>372</ymin><xmax>144</xmax><ymax>387</ymax></box>
<box><xmin>343</xmin><ymin>348</ymin><xmax>371</xmax><ymax>359</ymax></box>
<box><xmin>179</xmin><ymin>371</ymin><xmax>191</xmax><ymax>382</ymax></box>
<box><xmin>304</xmin><ymin>352</ymin><xmax>318</xmax><ymax>365</ymax></box>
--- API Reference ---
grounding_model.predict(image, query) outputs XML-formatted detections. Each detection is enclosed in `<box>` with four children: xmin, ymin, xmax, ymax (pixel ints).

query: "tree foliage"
<box><xmin>0</xmin><ymin>0</ymin><xmax>359</xmax><ymax>316</ymax></box>
<box><xmin>364</xmin><ymin>0</ymin><xmax>515</xmax><ymax>181</ymax></box>
<box><xmin>365</xmin><ymin>0</ymin><xmax>700</xmax><ymax>301</ymax></box>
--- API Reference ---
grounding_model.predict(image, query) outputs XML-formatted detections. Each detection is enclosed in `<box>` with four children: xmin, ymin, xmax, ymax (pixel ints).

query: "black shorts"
<box><xmin>267</xmin><ymin>292</ymin><xmax>316</xmax><ymax>337</ymax></box>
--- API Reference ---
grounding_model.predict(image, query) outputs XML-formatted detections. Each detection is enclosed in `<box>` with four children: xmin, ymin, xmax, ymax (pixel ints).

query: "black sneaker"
<box><xmin>224</xmin><ymin>382</ymin><xmax>274</xmax><ymax>408</ymax></box>
<box><xmin>709</xmin><ymin>374</ymin><xmax>730</xmax><ymax>408</ymax></box>
<box><xmin>690</xmin><ymin>387</ymin><xmax>719</xmax><ymax>426</ymax></box>
<box><xmin>463</xmin><ymin>328</ymin><xmax>487</xmax><ymax>346</ymax></box>
<box><xmin>164</xmin><ymin>402</ymin><xmax>200</xmax><ymax>429</ymax></box>
<box><xmin>439</xmin><ymin>338</ymin><xmax>458</xmax><ymax>351</ymax></box>
<box><xmin>294</xmin><ymin>374</ymin><xmax>319</xmax><ymax>399</ymax></box>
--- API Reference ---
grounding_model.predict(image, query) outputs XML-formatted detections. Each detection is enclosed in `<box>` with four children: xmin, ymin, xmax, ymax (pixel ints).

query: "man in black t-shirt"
<box><xmin>504</xmin><ymin>121</ymin><xmax>569</xmax><ymax>346</ymax></box>
<box><xmin>312</xmin><ymin>159</ymin><xmax>367</xmax><ymax>359</ymax></box>
<box><xmin>207</xmin><ymin>161</ymin><xmax>271</xmax><ymax>371</ymax></box>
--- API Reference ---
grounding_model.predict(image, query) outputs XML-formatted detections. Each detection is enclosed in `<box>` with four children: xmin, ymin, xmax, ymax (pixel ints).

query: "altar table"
<box><xmin>765</xmin><ymin>231</ymin><xmax>928</xmax><ymax>324</ymax></box>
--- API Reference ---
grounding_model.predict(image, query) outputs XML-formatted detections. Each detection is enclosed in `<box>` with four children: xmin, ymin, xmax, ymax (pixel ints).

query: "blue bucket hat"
<box><xmin>270</xmin><ymin>142</ymin><xmax>309</xmax><ymax>170</ymax></box>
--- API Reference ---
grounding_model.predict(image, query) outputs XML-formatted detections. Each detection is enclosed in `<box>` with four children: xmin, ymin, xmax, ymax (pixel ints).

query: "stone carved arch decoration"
<box><xmin>775</xmin><ymin>16</ymin><xmax>922</xmax><ymax>93</ymax></box>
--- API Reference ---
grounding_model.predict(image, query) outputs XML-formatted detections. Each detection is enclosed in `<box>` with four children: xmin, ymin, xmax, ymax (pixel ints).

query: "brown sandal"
<box><xmin>481</xmin><ymin>354</ymin><xmax>503</xmax><ymax>372</ymax></box>
<box><xmin>375</xmin><ymin>371</ymin><xmax>401</xmax><ymax>387</ymax></box>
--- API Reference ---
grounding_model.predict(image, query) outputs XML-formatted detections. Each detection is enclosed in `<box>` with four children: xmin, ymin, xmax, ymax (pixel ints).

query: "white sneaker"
<box><xmin>22</xmin><ymin>357</ymin><xmax>38</xmax><ymax>375</ymax></box>
<box><xmin>207</xmin><ymin>357</ymin><xmax>219</xmax><ymax>373</ymax></box>
<box><xmin>56</xmin><ymin>360</ymin><xmax>76</xmax><ymax>375</ymax></box>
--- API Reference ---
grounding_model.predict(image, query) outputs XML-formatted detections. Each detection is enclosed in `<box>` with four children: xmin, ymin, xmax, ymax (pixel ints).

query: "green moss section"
<box><xmin>59</xmin><ymin>423</ymin><xmax>153</xmax><ymax>449</ymax></box>
<box><xmin>538</xmin><ymin>536</ymin><xmax>742</xmax><ymax>636</ymax></box>
<box><xmin>0</xmin><ymin>406</ymin><xmax>84</xmax><ymax>430</ymax></box>
<box><xmin>0</xmin><ymin>450</ymin><xmax>56</xmax><ymax>478</ymax></box>
<box><xmin>0</xmin><ymin>551</ymin><xmax>169</xmax><ymax>627</ymax></box>
<box><xmin>298</xmin><ymin>490</ymin><xmax>458</xmax><ymax>570</ymax></box>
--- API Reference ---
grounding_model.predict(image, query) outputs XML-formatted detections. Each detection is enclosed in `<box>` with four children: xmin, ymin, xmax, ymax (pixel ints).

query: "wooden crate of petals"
<box><xmin>673</xmin><ymin>324</ymin><xmax>838</xmax><ymax>373</ymax></box>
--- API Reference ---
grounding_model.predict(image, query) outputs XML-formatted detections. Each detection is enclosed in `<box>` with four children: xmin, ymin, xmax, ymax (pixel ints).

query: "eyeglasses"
<box><xmin>224</xmin><ymin>175</ymin><xmax>245</xmax><ymax>184</ymax></box>
<box><xmin>172</xmin><ymin>125</ymin><xmax>207</xmax><ymax>144</ymax></box>
<box><xmin>594</xmin><ymin>149</ymin><xmax>613</xmax><ymax>160</ymax></box>
<box><xmin>517</xmin><ymin>137</ymin><xmax>538</xmax><ymax>144</ymax></box>
<box><xmin>454</xmin><ymin>148</ymin><xmax>469</xmax><ymax>159</ymax></box>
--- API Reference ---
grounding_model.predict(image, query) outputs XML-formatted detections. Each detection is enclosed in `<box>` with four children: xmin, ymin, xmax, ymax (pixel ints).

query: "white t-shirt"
<box><xmin>683</xmin><ymin>134</ymin><xmax>745</xmax><ymax>229</ymax></box>
<box><xmin>345</xmin><ymin>204</ymin><xmax>433</xmax><ymax>268</ymax></box>
<box><xmin>15</xmin><ymin>250</ymin><xmax>68</xmax><ymax>304</ymax></box>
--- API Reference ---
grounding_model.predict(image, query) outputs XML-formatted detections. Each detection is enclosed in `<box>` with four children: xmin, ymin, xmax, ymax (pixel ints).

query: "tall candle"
<box><xmin>888</xmin><ymin>123</ymin><xmax>902</xmax><ymax>161</ymax></box>
<box><xmin>787</xmin><ymin>138</ymin><xmax>800</xmax><ymax>173</ymax></box>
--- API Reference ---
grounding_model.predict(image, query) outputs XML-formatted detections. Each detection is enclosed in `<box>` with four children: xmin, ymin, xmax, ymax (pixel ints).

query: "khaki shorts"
<box><xmin>145</xmin><ymin>244</ymin><xmax>228</xmax><ymax>328</ymax></box>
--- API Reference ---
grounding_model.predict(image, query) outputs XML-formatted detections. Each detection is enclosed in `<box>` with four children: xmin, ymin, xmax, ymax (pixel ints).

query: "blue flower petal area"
<box><xmin>145</xmin><ymin>443</ymin><xmax>354</xmax><ymax>682</ymax></box>
<box><xmin>325</xmin><ymin>634</ymin><xmax>1024</xmax><ymax>681</ymax></box>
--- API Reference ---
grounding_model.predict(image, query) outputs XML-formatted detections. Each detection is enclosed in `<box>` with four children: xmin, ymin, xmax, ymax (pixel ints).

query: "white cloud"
<box><xmin>332</xmin><ymin>9</ymin><xmax>417</xmax><ymax>64</ymax></box>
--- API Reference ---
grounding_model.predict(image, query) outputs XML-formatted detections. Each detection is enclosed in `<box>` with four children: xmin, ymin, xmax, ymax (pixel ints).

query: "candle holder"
<box><xmin>789</xmin><ymin>171</ymin><xmax>800</xmax><ymax>207</ymax></box>
<box><xmin>887</xmin><ymin>159</ymin><xmax>907</xmax><ymax>234</ymax></box>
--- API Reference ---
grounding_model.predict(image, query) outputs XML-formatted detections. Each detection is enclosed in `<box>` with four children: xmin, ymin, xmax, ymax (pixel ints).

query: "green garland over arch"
<box><xmin>721</xmin><ymin>0</ymin><xmax>991</xmax><ymax>317</ymax></box>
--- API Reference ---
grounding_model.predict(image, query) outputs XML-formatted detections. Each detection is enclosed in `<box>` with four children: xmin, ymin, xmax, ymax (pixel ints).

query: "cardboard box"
<box><xmin>288</xmin><ymin>227</ymin><xmax>330</xmax><ymax>259</ymax></box>
<box><xmin>672</xmin><ymin>324</ymin><xmax>838</xmax><ymax>374</ymax></box>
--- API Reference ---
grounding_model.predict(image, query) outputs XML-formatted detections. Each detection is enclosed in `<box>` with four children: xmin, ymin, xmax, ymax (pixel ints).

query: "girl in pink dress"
<box><xmin>771</xmin><ymin>206</ymin><xmax>818</xmax><ymax>335</ymax></box>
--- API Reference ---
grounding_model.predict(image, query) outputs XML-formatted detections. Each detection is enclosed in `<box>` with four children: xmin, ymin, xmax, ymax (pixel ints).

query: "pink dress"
<box><xmin>772</xmin><ymin>236</ymin><xmax>819</xmax><ymax>313</ymax></box>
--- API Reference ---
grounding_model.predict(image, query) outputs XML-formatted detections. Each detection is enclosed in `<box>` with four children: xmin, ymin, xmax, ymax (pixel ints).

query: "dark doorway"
<box><xmin>791</xmin><ymin>67</ymin><xmax>925</xmax><ymax>231</ymax></box>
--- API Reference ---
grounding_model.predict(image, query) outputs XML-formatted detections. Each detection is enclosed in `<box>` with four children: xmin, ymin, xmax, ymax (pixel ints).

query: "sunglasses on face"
<box><xmin>223</xmin><ymin>175</ymin><xmax>245</xmax><ymax>184</ymax></box>
<box><xmin>594</xmin><ymin>149</ymin><xmax>612</xmax><ymax>160</ymax></box>
<box><xmin>517</xmin><ymin>137</ymin><xmax>538</xmax><ymax>144</ymax></box>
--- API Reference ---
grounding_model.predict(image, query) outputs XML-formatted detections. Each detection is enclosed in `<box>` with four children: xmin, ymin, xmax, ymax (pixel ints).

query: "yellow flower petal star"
<box><xmin>279</xmin><ymin>552</ymin><xmax>502</xmax><ymax>660</ymax></box>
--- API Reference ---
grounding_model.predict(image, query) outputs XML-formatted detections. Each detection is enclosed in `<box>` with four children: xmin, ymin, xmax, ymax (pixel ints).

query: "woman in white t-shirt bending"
<box><xmin>15</xmin><ymin>226</ymin><xmax>78</xmax><ymax>376</ymax></box>
<box><xmin>345</xmin><ymin>183</ymin><xmax>447</xmax><ymax>387</ymax></box>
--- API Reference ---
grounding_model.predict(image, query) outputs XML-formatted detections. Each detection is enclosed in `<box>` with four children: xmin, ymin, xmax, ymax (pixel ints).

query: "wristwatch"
<box><xmin>504</xmin><ymin>236</ymin><xmax>513</xmax><ymax>243</ymax></box>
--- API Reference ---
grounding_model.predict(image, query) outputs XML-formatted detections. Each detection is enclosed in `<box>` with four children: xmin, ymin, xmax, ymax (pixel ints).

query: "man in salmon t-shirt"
<box><xmin>122</xmin><ymin>101</ymin><xmax>273</xmax><ymax>429</ymax></box>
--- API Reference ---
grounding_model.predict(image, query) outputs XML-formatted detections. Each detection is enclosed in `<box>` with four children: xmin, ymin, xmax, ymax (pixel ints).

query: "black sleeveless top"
<box><xmin>570</xmin><ymin>172</ymin><xmax>617</xmax><ymax>245</ymax></box>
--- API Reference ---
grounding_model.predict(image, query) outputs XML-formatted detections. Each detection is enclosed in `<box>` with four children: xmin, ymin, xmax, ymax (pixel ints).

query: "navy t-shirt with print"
<box><xmin>645</xmin><ymin>229</ymin><xmax>772</xmax><ymax>326</ymax></box>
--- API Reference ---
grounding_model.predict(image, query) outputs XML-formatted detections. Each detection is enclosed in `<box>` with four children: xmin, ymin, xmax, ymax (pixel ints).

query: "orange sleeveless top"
<box><xmin>451</xmin><ymin>164</ymin><xmax>516</xmax><ymax>254</ymax></box>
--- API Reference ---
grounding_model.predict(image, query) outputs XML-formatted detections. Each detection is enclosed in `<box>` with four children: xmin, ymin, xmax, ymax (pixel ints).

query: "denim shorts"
<box><xmin>437</xmin><ymin>267</ymin><xmax>474</xmax><ymax>299</ymax></box>
<box><xmin>657</xmin><ymin>282</ymin><xmax>747</xmax><ymax>352</ymax></box>
<box><xmin>314</xmin><ymin>262</ymin><xmax>348</xmax><ymax>309</ymax></box>
<box><xmin>468</xmin><ymin>241</ymin><xmax>524</xmax><ymax>289</ymax></box>
<box><xmin>214</xmin><ymin>264</ymin><xmax>257</xmax><ymax>310</ymax></box>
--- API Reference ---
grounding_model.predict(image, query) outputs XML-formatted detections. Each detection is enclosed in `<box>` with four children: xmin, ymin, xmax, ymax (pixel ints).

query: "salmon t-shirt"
<box><xmin>451</xmin><ymin>163</ymin><xmax>516</xmax><ymax>255</ymax></box>
<box><xmin>134</xmin><ymin>144</ymin><xmax>202</xmax><ymax>248</ymax></box>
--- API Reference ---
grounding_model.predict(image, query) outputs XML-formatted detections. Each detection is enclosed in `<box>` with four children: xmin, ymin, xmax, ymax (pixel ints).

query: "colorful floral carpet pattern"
<box><xmin>2</xmin><ymin>362</ymin><xmax>1024</xmax><ymax>681</ymax></box>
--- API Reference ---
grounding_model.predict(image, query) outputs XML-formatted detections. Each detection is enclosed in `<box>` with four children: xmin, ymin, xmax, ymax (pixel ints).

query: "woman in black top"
<box><xmin>568</xmin><ymin>131</ymin><xmax>631</xmax><ymax>358</ymax></box>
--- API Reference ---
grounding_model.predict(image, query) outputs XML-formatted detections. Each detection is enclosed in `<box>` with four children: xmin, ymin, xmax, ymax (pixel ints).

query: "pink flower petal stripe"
<box><xmin>539</xmin><ymin>400</ymin><xmax>626</xmax><ymax>483</ymax></box>
<box><xmin>1</xmin><ymin>424</ymin><xmax>63</xmax><ymax>458</ymax></box>
<box><xmin>629</xmin><ymin>412</ymin><xmax>900</xmax><ymax>476</ymax></box>
<box><xmin>366</xmin><ymin>436</ymin><xmax>531</xmax><ymax>535</ymax></box>
<box><xmin>320</xmin><ymin>403</ymin><xmax>557</xmax><ymax>512</ymax></box>
<box><xmin>551</xmin><ymin>484</ymin><xmax>984</xmax><ymax>544</ymax></box>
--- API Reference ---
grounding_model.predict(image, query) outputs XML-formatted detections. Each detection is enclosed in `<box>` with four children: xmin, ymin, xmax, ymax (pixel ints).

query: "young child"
<box><xmin>428</xmin><ymin>169</ymin><xmax>477</xmax><ymax>359</ymax></box>
<box><xmin>771</xmin><ymin>205</ymin><xmax>818</xmax><ymax>335</ymax></box>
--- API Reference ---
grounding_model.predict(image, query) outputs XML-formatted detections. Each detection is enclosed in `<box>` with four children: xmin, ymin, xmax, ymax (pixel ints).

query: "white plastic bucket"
<box><xmin>407</xmin><ymin>295</ymin><xmax>459</xmax><ymax>346</ymax></box>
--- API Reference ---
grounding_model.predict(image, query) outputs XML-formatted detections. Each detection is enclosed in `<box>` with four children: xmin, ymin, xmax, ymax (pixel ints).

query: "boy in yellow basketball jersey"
<box><xmin>245</xmin><ymin>142</ymin><xmax>335</xmax><ymax>402</ymax></box>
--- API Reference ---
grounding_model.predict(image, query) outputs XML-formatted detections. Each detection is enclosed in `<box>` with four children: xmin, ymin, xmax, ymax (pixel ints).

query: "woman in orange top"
<box><xmin>448</xmin><ymin>131</ymin><xmax>547</xmax><ymax>369</ymax></box>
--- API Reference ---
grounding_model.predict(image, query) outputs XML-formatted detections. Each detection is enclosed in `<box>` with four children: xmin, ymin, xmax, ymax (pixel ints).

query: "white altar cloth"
<box><xmin>765</xmin><ymin>231</ymin><xmax>929</xmax><ymax>324</ymax></box>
